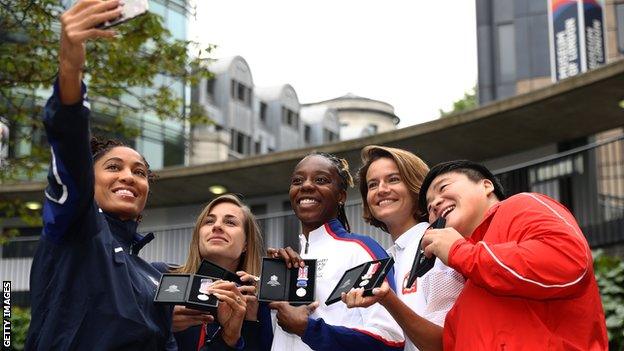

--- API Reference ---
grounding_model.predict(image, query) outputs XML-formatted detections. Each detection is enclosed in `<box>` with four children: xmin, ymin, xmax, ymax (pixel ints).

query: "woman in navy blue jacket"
<box><xmin>26</xmin><ymin>1</ymin><xmax>176</xmax><ymax>349</ymax></box>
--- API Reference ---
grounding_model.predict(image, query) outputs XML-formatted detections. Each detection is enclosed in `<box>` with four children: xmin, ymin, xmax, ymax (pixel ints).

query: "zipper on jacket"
<box><xmin>304</xmin><ymin>240</ymin><xmax>309</xmax><ymax>254</ymax></box>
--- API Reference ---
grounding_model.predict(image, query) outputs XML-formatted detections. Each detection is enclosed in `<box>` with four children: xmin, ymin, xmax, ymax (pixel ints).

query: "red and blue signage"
<box><xmin>549</xmin><ymin>0</ymin><xmax>606</xmax><ymax>81</ymax></box>
<box><xmin>582</xmin><ymin>0</ymin><xmax>606</xmax><ymax>70</ymax></box>
<box><xmin>549</xmin><ymin>0</ymin><xmax>581</xmax><ymax>80</ymax></box>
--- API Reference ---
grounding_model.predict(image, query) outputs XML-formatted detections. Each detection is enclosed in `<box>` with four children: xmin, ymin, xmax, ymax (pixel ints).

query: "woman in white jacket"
<box><xmin>268</xmin><ymin>152</ymin><xmax>405</xmax><ymax>351</ymax></box>
<box><xmin>342</xmin><ymin>145</ymin><xmax>465</xmax><ymax>351</ymax></box>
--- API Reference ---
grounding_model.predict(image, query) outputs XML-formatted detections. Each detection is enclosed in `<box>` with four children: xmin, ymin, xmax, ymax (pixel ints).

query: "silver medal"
<box><xmin>296</xmin><ymin>287</ymin><xmax>306</xmax><ymax>297</ymax></box>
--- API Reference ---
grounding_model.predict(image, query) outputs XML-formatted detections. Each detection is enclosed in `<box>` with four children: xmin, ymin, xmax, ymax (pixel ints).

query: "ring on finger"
<box><xmin>236</xmin><ymin>296</ymin><xmax>242</xmax><ymax>303</ymax></box>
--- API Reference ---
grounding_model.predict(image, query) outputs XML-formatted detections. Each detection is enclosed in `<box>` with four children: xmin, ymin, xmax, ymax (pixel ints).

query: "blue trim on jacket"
<box><xmin>293</xmin><ymin>219</ymin><xmax>404</xmax><ymax>351</ymax></box>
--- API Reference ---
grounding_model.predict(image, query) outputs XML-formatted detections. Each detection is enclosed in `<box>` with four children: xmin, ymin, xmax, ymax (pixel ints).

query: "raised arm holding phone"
<box><xmin>26</xmin><ymin>1</ymin><xmax>177</xmax><ymax>349</ymax></box>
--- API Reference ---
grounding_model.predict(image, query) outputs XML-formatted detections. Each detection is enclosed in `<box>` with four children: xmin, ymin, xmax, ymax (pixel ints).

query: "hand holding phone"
<box><xmin>406</xmin><ymin>217</ymin><xmax>446</xmax><ymax>287</ymax></box>
<box><xmin>97</xmin><ymin>0</ymin><xmax>149</xmax><ymax>29</ymax></box>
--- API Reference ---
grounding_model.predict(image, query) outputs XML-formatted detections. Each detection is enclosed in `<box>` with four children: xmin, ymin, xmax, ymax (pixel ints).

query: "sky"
<box><xmin>188</xmin><ymin>0</ymin><xmax>478</xmax><ymax>127</ymax></box>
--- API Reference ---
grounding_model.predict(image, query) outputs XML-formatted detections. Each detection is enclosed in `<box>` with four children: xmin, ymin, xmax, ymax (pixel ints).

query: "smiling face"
<box><xmin>198</xmin><ymin>202</ymin><xmax>247</xmax><ymax>268</ymax></box>
<box><xmin>289</xmin><ymin>155</ymin><xmax>346</xmax><ymax>234</ymax></box>
<box><xmin>425</xmin><ymin>171</ymin><xmax>495</xmax><ymax>237</ymax></box>
<box><xmin>93</xmin><ymin>146</ymin><xmax>149</xmax><ymax>221</ymax></box>
<box><xmin>365</xmin><ymin>157</ymin><xmax>417</xmax><ymax>237</ymax></box>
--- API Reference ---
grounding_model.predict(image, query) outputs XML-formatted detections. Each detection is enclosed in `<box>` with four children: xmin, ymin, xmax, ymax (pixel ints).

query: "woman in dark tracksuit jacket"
<box><xmin>25</xmin><ymin>1</ymin><xmax>176</xmax><ymax>349</ymax></box>
<box><xmin>157</xmin><ymin>195</ymin><xmax>272</xmax><ymax>351</ymax></box>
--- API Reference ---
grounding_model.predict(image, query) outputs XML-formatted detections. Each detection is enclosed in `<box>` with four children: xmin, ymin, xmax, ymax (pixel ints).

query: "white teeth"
<box><xmin>378</xmin><ymin>199</ymin><xmax>395</xmax><ymax>206</ymax></box>
<box><xmin>299</xmin><ymin>198</ymin><xmax>318</xmax><ymax>204</ymax></box>
<box><xmin>115</xmin><ymin>189</ymin><xmax>135</xmax><ymax>197</ymax></box>
<box><xmin>441</xmin><ymin>205</ymin><xmax>455</xmax><ymax>218</ymax></box>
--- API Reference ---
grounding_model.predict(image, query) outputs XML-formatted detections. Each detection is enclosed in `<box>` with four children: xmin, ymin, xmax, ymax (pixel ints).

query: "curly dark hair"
<box><xmin>90</xmin><ymin>137</ymin><xmax>156</xmax><ymax>183</ymax></box>
<box><xmin>306</xmin><ymin>152</ymin><xmax>354</xmax><ymax>232</ymax></box>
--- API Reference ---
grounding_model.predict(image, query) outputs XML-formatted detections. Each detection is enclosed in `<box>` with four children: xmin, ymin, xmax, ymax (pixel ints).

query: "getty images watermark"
<box><xmin>2</xmin><ymin>281</ymin><xmax>10</xmax><ymax>349</ymax></box>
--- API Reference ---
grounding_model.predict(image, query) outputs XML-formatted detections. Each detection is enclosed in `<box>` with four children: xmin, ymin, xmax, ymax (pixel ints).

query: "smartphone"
<box><xmin>98</xmin><ymin>0</ymin><xmax>149</xmax><ymax>29</ymax></box>
<box><xmin>406</xmin><ymin>217</ymin><xmax>446</xmax><ymax>287</ymax></box>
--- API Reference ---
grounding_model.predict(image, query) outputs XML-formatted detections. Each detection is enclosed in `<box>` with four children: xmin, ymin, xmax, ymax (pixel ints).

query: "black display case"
<box><xmin>258</xmin><ymin>258</ymin><xmax>316</xmax><ymax>305</ymax></box>
<box><xmin>325</xmin><ymin>257</ymin><xmax>394</xmax><ymax>305</ymax></box>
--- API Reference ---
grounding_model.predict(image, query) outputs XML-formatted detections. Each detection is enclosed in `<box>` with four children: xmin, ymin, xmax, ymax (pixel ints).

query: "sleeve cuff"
<box><xmin>51</xmin><ymin>76</ymin><xmax>88</xmax><ymax>108</ymax></box>
<box><xmin>301</xmin><ymin>317</ymin><xmax>318</xmax><ymax>345</ymax></box>
<box><xmin>447</xmin><ymin>238</ymin><xmax>469</xmax><ymax>272</ymax></box>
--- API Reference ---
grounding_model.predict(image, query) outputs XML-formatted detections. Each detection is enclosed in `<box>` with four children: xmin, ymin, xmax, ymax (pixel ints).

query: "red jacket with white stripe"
<box><xmin>444</xmin><ymin>193</ymin><xmax>608</xmax><ymax>351</ymax></box>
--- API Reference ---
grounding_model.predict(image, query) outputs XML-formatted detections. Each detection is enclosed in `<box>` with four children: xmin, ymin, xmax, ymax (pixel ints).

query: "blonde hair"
<box><xmin>358</xmin><ymin>145</ymin><xmax>429</xmax><ymax>232</ymax></box>
<box><xmin>174</xmin><ymin>194</ymin><xmax>263</xmax><ymax>276</ymax></box>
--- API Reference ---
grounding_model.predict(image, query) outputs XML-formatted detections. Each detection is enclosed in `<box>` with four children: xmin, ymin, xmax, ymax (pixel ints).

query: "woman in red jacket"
<box><xmin>420</xmin><ymin>160</ymin><xmax>608</xmax><ymax>350</ymax></box>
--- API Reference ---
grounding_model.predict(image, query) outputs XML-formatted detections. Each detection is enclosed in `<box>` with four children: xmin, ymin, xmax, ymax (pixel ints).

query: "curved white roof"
<box><xmin>208</xmin><ymin>56</ymin><xmax>253</xmax><ymax>81</ymax></box>
<box><xmin>255</xmin><ymin>84</ymin><xmax>299</xmax><ymax>102</ymax></box>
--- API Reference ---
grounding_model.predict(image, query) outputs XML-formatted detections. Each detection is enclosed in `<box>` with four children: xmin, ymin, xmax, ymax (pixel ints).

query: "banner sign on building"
<box><xmin>582</xmin><ymin>0</ymin><xmax>606</xmax><ymax>70</ymax></box>
<box><xmin>549</xmin><ymin>0</ymin><xmax>582</xmax><ymax>80</ymax></box>
<box><xmin>548</xmin><ymin>0</ymin><xmax>606</xmax><ymax>81</ymax></box>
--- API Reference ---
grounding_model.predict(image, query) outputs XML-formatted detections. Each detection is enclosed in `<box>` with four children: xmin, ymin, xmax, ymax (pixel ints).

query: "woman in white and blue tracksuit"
<box><xmin>267</xmin><ymin>153</ymin><xmax>405</xmax><ymax>351</ymax></box>
<box><xmin>26</xmin><ymin>1</ymin><xmax>176</xmax><ymax>349</ymax></box>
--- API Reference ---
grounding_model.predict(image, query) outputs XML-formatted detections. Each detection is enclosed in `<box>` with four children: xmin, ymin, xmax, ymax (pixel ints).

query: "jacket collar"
<box><xmin>469</xmin><ymin>201</ymin><xmax>503</xmax><ymax>243</ymax></box>
<box><xmin>298</xmin><ymin>218</ymin><xmax>344</xmax><ymax>246</ymax></box>
<box><xmin>101</xmin><ymin>210</ymin><xmax>153</xmax><ymax>254</ymax></box>
<box><xmin>393</xmin><ymin>222</ymin><xmax>429</xmax><ymax>251</ymax></box>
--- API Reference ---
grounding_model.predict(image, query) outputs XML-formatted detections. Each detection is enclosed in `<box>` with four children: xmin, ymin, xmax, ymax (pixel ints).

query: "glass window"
<box><xmin>367</xmin><ymin>124</ymin><xmax>378</xmax><ymax>135</ymax></box>
<box><xmin>230</xmin><ymin>129</ymin><xmax>236</xmax><ymax>151</ymax></box>
<box><xmin>281</xmin><ymin>107</ymin><xmax>288</xmax><ymax>125</ymax></box>
<box><xmin>167</xmin><ymin>9</ymin><xmax>187</xmax><ymax>41</ymax></box>
<box><xmin>164</xmin><ymin>137</ymin><xmax>184</xmax><ymax>167</ymax></box>
<box><xmin>138</xmin><ymin>137</ymin><xmax>164</xmax><ymax>169</ymax></box>
<box><xmin>246</xmin><ymin>135</ymin><xmax>252</xmax><ymax>154</ymax></box>
<box><xmin>497</xmin><ymin>24</ymin><xmax>517</xmax><ymax>82</ymax></box>
<box><xmin>150</xmin><ymin>1</ymin><xmax>166</xmax><ymax>21</ymax></box>
<box><xmin>304</xmin><ymin>125</ymin><xmax>311</xmax><ymax>143</ymax></box>
<box><xmin>293</xmin><ymin>112</ymin><xmax>299</xmax><ymax>128</ymax></box>
<box><xmin>617</xmin><ymin>4</ymin><xmax>624</xmax><ymax>53</ymax></box>
<box><xmin>169</xmin><ymin>78</ymin><xmax>184</xmax><ymax>101</ymax></box>
<box><xmin>236</xmin><ymin>132</ymin><xmax>245</xmax><ymax>154</ymax></box>
<box><xmin>206</xmin><ymin>79</ymin><xmax>215</xmax><ymax>97</ymax></box>
<box><xmin>259</xmin><ymin>102</ymin><xmax>267</xmax><ymax>123</ymax></box>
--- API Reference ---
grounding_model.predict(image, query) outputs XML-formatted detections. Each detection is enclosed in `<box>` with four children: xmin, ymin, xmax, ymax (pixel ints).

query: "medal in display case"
<box><xmin>154</xmin><ymin>273</ymin><xmax>219</xmax><ymax>312</ymax></box>
<box><xmin>258</xmin><ymin>258</ymin><xmax>316</xmax><ymax>305</ymax></box>
<box><xmin>325</xmin><ymin>257</ymin><xmax>394</xmax><ymax>305</ymax></box>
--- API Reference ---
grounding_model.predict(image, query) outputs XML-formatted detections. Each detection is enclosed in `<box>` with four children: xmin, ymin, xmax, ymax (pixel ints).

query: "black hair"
<box><xmin>418</xmin><ymin>160</ymin><xmax>505</xmax><ymax>218</ymax></box>
<box><xmin>90</xmin><ymin>137</ymin><xmax>156</xmax><ymax>183</ymax></box>
<box><xmin>306</xmin><ymin>152</ymin><xmax>354</xmax><ymax>232</ymax></box>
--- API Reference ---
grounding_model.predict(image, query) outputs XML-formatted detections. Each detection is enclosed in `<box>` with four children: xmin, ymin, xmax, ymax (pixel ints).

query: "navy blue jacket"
<box><xmin>25</xmin><ymin>81</ymin><xmax>176</xmax><ymax>350</ymax></box>
<box><xmin>173</xmin><ymin>306</ymin><xmax>272</xmax><ymax>351</ymax></box>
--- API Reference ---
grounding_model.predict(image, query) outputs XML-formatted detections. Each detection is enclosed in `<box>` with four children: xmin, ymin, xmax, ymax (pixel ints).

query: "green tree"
<box><xmin>8</xmin><ymin>306</ymin><xmax>31</xmax><ymax>350</ymax></box>
<box><xmin>438</xmin><ymin>85</ymin><xmax>478</xmax><ymax>118</ymax></box>
<box><xmin>593</xmin><ymin>250</ymin><xmax>624</xmax><ymax>349</ymax></box>
<box><xmin>0</xmin><ymin>0</ymin><xmax>213</xmax><ymax>241</ymax></box>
